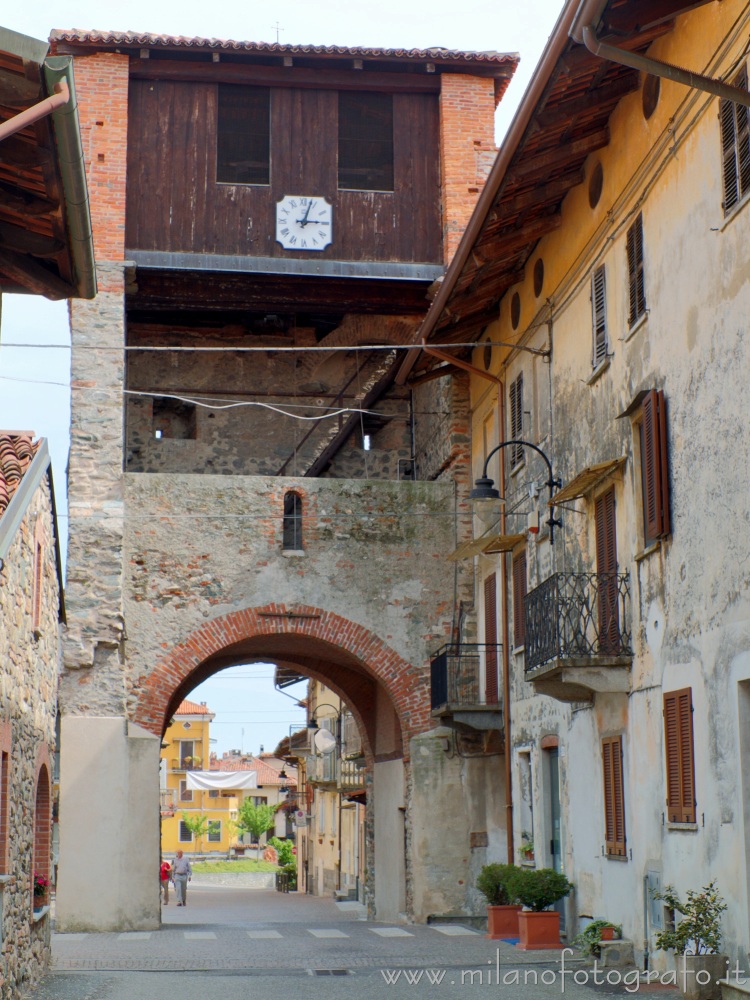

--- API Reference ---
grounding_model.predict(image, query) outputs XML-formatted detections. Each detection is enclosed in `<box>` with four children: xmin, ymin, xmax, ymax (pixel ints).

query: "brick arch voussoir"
<box><xmin>131</xmin><ymin>605</ymin><xmax>428</xmax><ymax>747</ymax></box>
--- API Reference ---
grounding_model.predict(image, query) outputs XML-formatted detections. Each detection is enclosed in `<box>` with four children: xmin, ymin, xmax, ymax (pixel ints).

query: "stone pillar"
<box><xmin>56</xmin><ymin>717</ymin><xmax>160</xmax><ymax>932</ymax></box>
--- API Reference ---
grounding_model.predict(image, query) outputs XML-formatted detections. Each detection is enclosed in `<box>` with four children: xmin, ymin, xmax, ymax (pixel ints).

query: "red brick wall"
<box><xmin>439</xmin><ymin>75</ymin><xmax>496</xmax><ymax>264</ymax></box>
<box><xmin>73</xmin><ymin>53</ymin><xmax>129</xmax><ymax>285</ymax></box>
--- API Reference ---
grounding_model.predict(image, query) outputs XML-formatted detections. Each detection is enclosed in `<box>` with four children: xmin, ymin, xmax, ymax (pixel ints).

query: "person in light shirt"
<box><xmin>172</xmin><ymin>850</ymin><xmax>192</xmax><ymax>906</ymax></box>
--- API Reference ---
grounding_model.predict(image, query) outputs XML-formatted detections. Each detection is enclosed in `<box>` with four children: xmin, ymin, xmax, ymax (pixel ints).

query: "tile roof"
<box><xmin>213</xmin><ymin>754</ymin><xmax>297</xmax><ymax>787</ymax></box>
<box><xmin>0</xmin><ymin>433</ymin><xmax>39</xmax><ymax>519</ymax></box>
<box><xmin>175</xmin><ymin>699</ymin><xmax>213</xmax><ymax>716</ymax></box>
<box><xmin>49</xmin><ymin>29</ymin><xmax>518</xmax><ymax>70</ymax></box>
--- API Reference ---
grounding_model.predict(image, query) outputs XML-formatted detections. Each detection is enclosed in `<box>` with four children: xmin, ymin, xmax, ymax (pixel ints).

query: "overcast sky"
<box><xmin>0</xmin><ymin>0</ymin><xmax>565</xmax><ymax>755</ymax></box>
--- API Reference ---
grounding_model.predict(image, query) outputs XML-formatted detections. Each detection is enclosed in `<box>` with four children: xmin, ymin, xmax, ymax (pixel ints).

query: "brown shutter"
<box><xmin>627</xmin><ymin>214</ymin><xmax>646</xmax><ymax>325</ymax></box>
<box><xmin>642</xmin><ymin>389</ymin><xmax>670</xmax><ymax>540</ymax></box>
<box><xmin>592</xmin><ymin>265</ymin><xmax>607</xmax><ymax>367</ymax></box>
<box><xmin>512</xmin><ymin>551</ymin><xmax>527</xmax><ymax>648</ymax></box>
<box><xmin>484</xmin><ymin>574</ymin><xmax>499</xmax><ymax>703</ymax></box>
<box><xmin>602</xmin><ymin>736</ymin><xmax>626</xmax><ymax>857</ymax></box>
<box><xmin>595</xmin><ymin>487</ymin><xmax>619</xmax><ymax>653</ymax></box>
<box><xmin>663</xmin><ymin>688</ymin><xmax>696</xmax><ymax>823</ymax></box>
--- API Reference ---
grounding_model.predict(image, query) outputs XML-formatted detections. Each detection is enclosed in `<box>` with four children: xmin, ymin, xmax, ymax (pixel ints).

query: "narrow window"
<box><xmin>32</xmin><ymin>519</ymin><xmax>44</xmax><ymax>633</ymax></box>
<box><xmin>338</xmin><ymin>92</ymin><xmax>394</xmax><ymax>191</ymax></box>
<box><xmin>0</xmin><ymin>750</ymin><xmax>8</xmax><ymax>874</ymax></box>
<box><xmin>626</xmin><ymin>214</ymin><xmax>646</xmax><ymax>327</ymax></box>
<box><xmin>178</xmin><ymin>820</ymin><xmax>193</xmax><ymax>842</ymax></box>
<box><xmin>217</xmin><ymin>85</ymin><xmax>270</xmax><ymax>185</ymax></box>
<box><xmin>591</xmin><ymin>265</ymin><xmax>608</xmax><ymax>367</ymax></box>
<box><xmin>663</xmin><ymin>688</ymin><xmax>696</xmax><ymax>823</ymax></box>
<box><xmin>179</xmin><ymin>741</ymin><xmax>195</xmax><ymax>769</ymax></box>
<box><xmin>32</xmin><ymin>764</ymin><xmax>51</xmax><ymax>910</ymax></box>
<box><xmin>179</xmin><ymin>779</ymin><xmax>192</xmax><ymax>803</ymax></box>
<box><xmin>207</xmin><ymin>820</ymin><xmax>221</xmax><ymax>843</ymax></box>
<box><xmin>720</xmin><ymin>66</ymin><xmax>750</xmax><ymax>214</ymax></box>
<box><xmin>512</xmin><ymin>550</ymin><xmax>527</xmax><ymax>648</ymax></box>
<box><xmin>509</xmin><ymin>373</ymin><xmax>524</xmax><ymax>468</ymax></box>
<box><xmin>602</xmin><ymin>736</ymin><xmax>626</xmax><ymax>857</ymax></box>
<box><xmin>639</xmin><ymin>389</ymin><xmax>671</xmax><ymax>544</ymax></box>
<box><xmin>595</xmin><ymin>486</ymin><xmax>620</xmax><ymax>655</ymax></box>
<box><xmin>484</xmin><ymin>574</ymin><xmax>499</xmax><ymax>703</ymax></box>
<box><xmin>283</xmin><ymin>491</ymin><xmax>303</xmax><ymax>551</ymax></box>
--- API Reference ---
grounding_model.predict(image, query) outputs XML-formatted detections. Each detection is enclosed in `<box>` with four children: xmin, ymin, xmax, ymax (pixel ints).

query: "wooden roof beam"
<box><xmin>536</xmin><ymin>74</ymin><xmax>638</xmax><ymax>128</ymax></box>
<box><xmin>510</xmin><ymin>127</ymin><xmax>610</xmax><ymax>185</ymax></box>
<box><xmin>0</xmin><ymin>246</ymin><xmax>74</xmax><ymax>299</ymax></box>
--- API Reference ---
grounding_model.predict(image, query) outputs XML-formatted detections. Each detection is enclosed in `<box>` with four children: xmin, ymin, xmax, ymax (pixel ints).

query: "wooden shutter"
<box><xmin>595</xmin><ymin>487</ymin><xmax>619</xmax><ymax>654</ymax></box>
<box><xmin>642</xmin><ymin>389</ymin><xmax>671</xmax><ymax>540</ymax></box>
<box><xmin>484</xmin><ymin>574</ymin><xmax>499</xmax><ymax>703</ymax></box>
<box><xmin>626</xmin><ymin>213</ymin><xmax>646</xmax><ymax>326</ymax></box>
<box><xmin>591</xmin><ymin>265</ymin><xmax>607</xmax><ymax>367</ymax></box>
<box><xmin>663</xmin><ymin>689</ymin><xmax>696</xmax><ymax>823</ymax></box>
<box><xmin>602</xmin><ymin>736</ymin><xmax>626</xmax><ymax>857</ymax></box>
<box><xmin>509</xmin><ymin>374</ymin><xmax>523</xmax><ymax>467</ymax></box>
<box><xmin>720</xmin><ymin>67</ymin><xmax>750</xmax><ymax>213</ymax></box>
<box><xmin>512</xmin><ymin>551</ymin><xmax>527</xmax><ymax>648</ymax></box>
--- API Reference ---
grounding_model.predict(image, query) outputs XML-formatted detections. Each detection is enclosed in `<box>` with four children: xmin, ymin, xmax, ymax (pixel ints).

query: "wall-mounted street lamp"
<box><xmin>471</xmin><ymin>440</ymin><xmax>563</xmax><ymax>543</ymax></box>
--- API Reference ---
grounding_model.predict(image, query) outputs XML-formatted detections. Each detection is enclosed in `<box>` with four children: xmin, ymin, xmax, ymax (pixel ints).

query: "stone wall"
<box><xmin>0</xmin><ymin>476</ymin><xmax>59</xmax><ymax>998</ymax></box>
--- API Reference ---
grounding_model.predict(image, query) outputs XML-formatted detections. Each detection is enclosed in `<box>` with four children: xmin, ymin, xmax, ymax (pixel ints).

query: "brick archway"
<box><xmin>131</xmin><ymin>604</ymin><xmax>429</xmax><ymax>755</ymax></box>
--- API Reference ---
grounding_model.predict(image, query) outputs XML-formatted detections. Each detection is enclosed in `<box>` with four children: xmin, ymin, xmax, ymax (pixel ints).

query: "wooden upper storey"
<box><xmin>51</xmin><ymin>32</ymin><xmax>517</xmax><ymax>267</ymax></box>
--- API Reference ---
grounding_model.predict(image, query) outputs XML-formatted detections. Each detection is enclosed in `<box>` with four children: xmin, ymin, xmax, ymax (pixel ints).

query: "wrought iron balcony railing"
<box><xmin>524</xmin><ymin>572</ymin><xmax>632</xmax><ymax>673</ymax></box>
<box><xmin>430</xmin><ymin>643</ymin><xmax>502</xmax><ymax>711</ymax></box>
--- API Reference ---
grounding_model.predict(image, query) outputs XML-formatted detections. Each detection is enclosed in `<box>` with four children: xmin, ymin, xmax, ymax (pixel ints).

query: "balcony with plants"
<box><xmin>524</xmin><ymin>572</ymin><xmax>633</xmax><ymax>702</ymax></box>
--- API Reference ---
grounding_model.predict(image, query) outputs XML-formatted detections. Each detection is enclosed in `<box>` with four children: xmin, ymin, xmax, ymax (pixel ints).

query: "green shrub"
<box><xmin>514</xmin><ymin>867</ymin><xmax>573</xmax><ymax>912</ymax></box>
<box><xmin>282</xmin><ymin>861</ymin><xmax>297</xmax><ymax>891</ymax></box>
<box><xmin>268</xmin><ymin>837</ymin><xmax>295</xmax><ymax>866</ymax></box>
<box><xmin>652</xmin><ymin>881</ymin><xmax>726</xmax><ymax>955</ymax></box>
<box><xmin>573</xmin><ymin>919</ymin><xmax>622</xmax><ymax>957</ymax></box>
<box><xmin>476</xmin><ymin>863</ymin><xmax>520</xmax><ymax>906</ymax></box>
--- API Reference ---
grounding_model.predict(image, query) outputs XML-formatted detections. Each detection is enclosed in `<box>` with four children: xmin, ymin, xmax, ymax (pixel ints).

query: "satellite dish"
<box><xmin>314</xmin><ymin>728</ymin><xmax>337</xmax><ymax>754</ymax></box>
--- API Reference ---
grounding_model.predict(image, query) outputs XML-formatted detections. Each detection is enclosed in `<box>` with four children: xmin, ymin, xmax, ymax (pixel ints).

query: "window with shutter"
<box><xmin>595</xmin><ymin>487</ymin><xmax>620</xmax><ymax>654</ymax></box>
<box><xmin>509</xmin><ymin>374</ymin><xmax>524</xmax><ymax>468</ymax></box>
<box><xmin>626</xmin><ymin>214</ymin><xmax>646</xmax><ymax>327</ymax></box>
<box><xmin>639</xmin><ymin>389</ymin><xmax>671</xmax><ymax>544</ymax></box>
<box><xmin>512</xmin><ymin>551</ymin><xmax>527</xmax><ymax>648</ymax></box>
<box><xmin>602</xmin><ymin>736</ymin><xmax>626</xmax><ymax>857</ymax></box>
<box><xmin>217</xmin><ymin>85</ymin><xmax>270</xmax><ymax>185</ymax></box>
<box><xmin>720</xmin><ymin>66</ymin><xmax>750</xmax><ymax>214</ymax></box>
<box><xmin>591</xmin><ymin>265</ymin><xmax>608</xmax><ymax>367</ymax></box>
<box><xmin>663</xmin><ymin>689</ymin><xmax>696</xmax><ymax>823</ymax></box>
<box><xmin>484</xmin><ymin>574</ymin><xmax>499</xmax><ymax>702</ymax></box>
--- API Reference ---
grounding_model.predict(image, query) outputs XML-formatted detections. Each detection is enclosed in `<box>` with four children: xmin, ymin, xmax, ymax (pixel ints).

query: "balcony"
<box><xmin>160</xmin><ymin>790</ymin><xmax>176</xmax><ymax>816</ymax></box>
<box><xmin>524</xmin><ymin>572</ymin><xmax>633</xmax><ymax>702</ymax></box>
<box><xmin>430</xmin><ymin>644</ymin><xmax>503</xmax><ymax>732</ymax></box>
<box><xmin>170</xmin><ymin>757</ymin><xmax>203</xmax><ymax>772</ymax></box>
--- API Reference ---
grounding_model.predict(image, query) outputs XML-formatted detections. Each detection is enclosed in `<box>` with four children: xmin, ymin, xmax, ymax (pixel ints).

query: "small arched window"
<box><xmin>32</xmin><ymin>762</ymin><xmax>51</xmax><ymax>912</ymax></box>
<box><xmin>283</xmin><ymin>492</ymin><xmax>303</xmax><ymax>551</ymax></box>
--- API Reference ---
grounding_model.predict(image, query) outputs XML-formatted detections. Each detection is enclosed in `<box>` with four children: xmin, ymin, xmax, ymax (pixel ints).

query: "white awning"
<box><xmin>185</xmin><ymin>770</ymin><xmax>258</xmax><ymax>791</ymax></box>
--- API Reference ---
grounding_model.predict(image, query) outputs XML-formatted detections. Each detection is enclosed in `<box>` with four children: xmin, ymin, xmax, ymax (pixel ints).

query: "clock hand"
<box><xmin>297</xmin><ymin>200</ymin><xmax>315</xmax><ymax>227</ymax></box>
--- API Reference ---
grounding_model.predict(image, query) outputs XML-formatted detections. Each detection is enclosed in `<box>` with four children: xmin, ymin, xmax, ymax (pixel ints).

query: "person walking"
<box><xmin>172</xmin><ymin>850</ymin><xmax>192</xmax><ymax>906</ymax></box>
<box><xmin>160</xmin><ymin>859</ymin><xmax>172</xmax><ymax>905</ymax></box>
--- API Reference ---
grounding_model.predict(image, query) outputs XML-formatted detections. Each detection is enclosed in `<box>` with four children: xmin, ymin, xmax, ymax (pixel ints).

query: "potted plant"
<box><xmin>476</xmin><ymin>863</ymin><xmax>522</xmax><ymax>939</ymax></box>
<box><xmin>652</xmin><ymin>881</ymin><xmax>727</xmax><ymax>1000</ymax></box>
<box><xmin>519</xmin><ymin>831</ymin><xmax>535</xmax><ymax>864</ymax></box>
<box><xmin>33</xmin><ymin>871</ymin><xmax>49</xmax><ymax>908</ymax></box>
<box><xmin>573</xmin><ymin>918</ymin><xmax>622</xmax><ymax>957</ymax></box>
<box><xmin>514</xmin><ymin>867</ymin><xmax>573</xmax><ymax>950</ymax></box>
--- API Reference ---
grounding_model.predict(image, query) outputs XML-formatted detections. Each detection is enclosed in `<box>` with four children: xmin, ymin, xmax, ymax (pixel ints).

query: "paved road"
<box><xmin>25</xmin><ymin>884</ymin><xmax>672</xmax><ymax>1000</ymax></box>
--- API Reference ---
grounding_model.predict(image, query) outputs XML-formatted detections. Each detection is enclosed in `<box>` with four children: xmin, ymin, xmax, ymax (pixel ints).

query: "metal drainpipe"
<box><xmin>498</xmin><ymin>382</ymin><xmax>514</xmax><ymax>864</ymax></box>
<box><xmin>0</xmin><ymin>78</ymin><xmax>69</xmax><ymax>141</ymax></box>
<box><xmin>579</xmin><ymin>23</ymin><xmax>750</xmax><ymax>109</ymax></box>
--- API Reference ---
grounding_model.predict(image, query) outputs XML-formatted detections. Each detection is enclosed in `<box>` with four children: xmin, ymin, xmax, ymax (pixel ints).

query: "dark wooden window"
<box><xmin>484</xmin><ymin>573</ymin><xmax>499</xmax><ymax>702</ymax></box>
<box><xmin>626</xmin><ymin>213</ymin><xmax>646</xmax><ymax>327</ymax></box>
<box><xmin>179</xmin><ymin>780</ymin><xmax>192</xmax><ymax>803</ymax></box>
<box><xmin>591</xmin><ymin>265</ymin><xmax>608</xmax><ymax>367</ymax></box>
<box><xmin>663</xmin><ymin>688</ymin><xmax>696</xmax><ymax>823</ymax></box>
<box><xmin>720</xmin><ymin>66</ymin><xmax>750</xmax><ymax>214</ymax></box>
<box><xmin>217</xmin><ymin>85</ymin><xmax>270</xmax><ymax>185</ymax></box>
<box><xmin>509</xmin><ymin>373</ymin><xmax>524</xmax><ymax>468</ymax></box>
<box><xmin>639</xmin><ymin>389</ymin><xmax>671</xmax><ymax>544</ymax></box>
<box><xmin>283</xmin><ymin>491</ymin><xmax>303</xmax><ymax>550</ymax></box>
<box><xmin>338</xmin><ymin>92</ymin><xmax>393</xmax><ymax>191</ymax></box>
<box><xmin>512</xmin><ymin>550</ymin><xmax>527</xmax><ymax>648</ymax></box>
<box><xmin>602</xmin><ymin>736</ymin><xmax>626</xmax><ymax>857</ymax></box>
<box><xmin>595</xmin><ymin>487</ymin><xmax>620</xmax><ymax>655</ymax></box>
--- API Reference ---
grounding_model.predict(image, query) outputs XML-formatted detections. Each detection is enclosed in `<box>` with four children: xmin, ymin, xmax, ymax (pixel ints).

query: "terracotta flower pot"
<box><xmin>600</xmin><ymin>925</ymin><xmax>616</xmax><ymax>941</ymax></box>
<box><xmin>486</xmin><ymin>904</ymin><xmax>522</xmax><ymax>939</ymax></box>
<box><xmin>516</xmin><ymin>909</ymin><xmax>564</xmax><ymax>950</ymax></box>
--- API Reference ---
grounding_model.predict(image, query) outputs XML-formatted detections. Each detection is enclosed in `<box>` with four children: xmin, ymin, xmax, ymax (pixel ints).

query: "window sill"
<box><xmin>666</xmin><ymin>822</ymin><xmax>698</xmax><ymax>832</ymax></box>
<box><xmin>623</xmin><ymin>312</ymin><xmax>648</xmax><ymax>343</ymax></box>
<box><xmin>719</xmin><ymin>190</ymin><xmax>750</xmax><ymax>231</ymax></box>
<box><xmin>513</xmin><ymin>645</ymin><xmax>525</xmax><ymax>656</ymax></box>
<box><xmin>510</xmin><ymin>460</ymin><xmax>526</xmax><ymax>478</ymax></box>
<box><xmin>31</xmin><ymin>905</ymin><xmax>50</xmax><ymax>923</ymax></box>
<box><xmin>635</xmin><ymin>540</ymin><xmax>661</xmax><ymax>562</ymax></box>
<box><xmin>587</xmin><ymin>357</ymin><xmax>611</xmax><ymax>385</ymax></box>
<box><xmin>0</xmin><ymin>875</ymin><xmax>11</xmax><ymax>886</ymax></box>
<box><xmin>281</xmin><ymin>549</ymin><xmax>306</xmax><ymax>559</ymax></box>
<box><xmin>605</xmin><ymin>853</ymin><xmax>628</xmax><ymax>862</ymax></box>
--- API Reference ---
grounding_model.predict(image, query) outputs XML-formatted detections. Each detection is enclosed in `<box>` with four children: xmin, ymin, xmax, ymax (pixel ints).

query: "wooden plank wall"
<box><xmin>126</xmin><ymin>80</ymin><xmax>442</xmax><ymax>262</ymax></box>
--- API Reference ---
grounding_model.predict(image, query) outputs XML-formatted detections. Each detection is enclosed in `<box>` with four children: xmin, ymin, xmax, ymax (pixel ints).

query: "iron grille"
<box><xmin>430</xmin><ymin>644</ymin><xmax>502</xmax><ymax>711</ymax></box>
<box><xmin>524</xmin><ymin>572</ymin><xmax>632</xmax><ymax>673</ymax></box>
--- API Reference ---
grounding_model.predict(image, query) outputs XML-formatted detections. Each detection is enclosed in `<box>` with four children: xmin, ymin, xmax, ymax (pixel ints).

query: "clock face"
<box><xmin>275</xmin><ymin>196</ymin><xmax>333</xmax><ymax>251</ymax></box>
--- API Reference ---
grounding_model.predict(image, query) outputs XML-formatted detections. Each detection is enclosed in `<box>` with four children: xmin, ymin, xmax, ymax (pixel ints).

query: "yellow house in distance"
<box><xmin>160</xmin><ymin>699</ymin><xmax>242</xmax><ymax>855</ymax></box>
